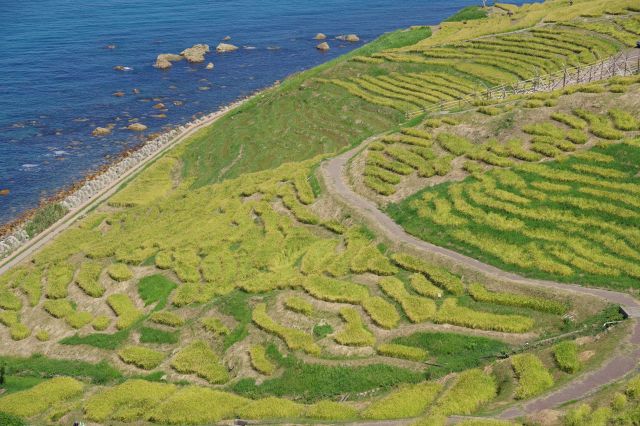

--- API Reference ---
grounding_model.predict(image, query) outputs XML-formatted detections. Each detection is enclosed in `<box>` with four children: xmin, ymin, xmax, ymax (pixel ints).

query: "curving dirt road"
<box><xmin>320</xmin><ymin>139</ymin><xmax>640</xmax><ymax>419</ymax></box>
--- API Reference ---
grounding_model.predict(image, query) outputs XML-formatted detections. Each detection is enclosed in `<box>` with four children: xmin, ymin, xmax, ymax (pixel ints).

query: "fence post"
<box><xmin>576</xmin><ymin>66</ymin><xmax>581</xmax><ymax>84</ymax></box>
<box><xmin>624</xmin><ymin>52</ymin><xmax>628</xmax><ymax>76</ymax></box>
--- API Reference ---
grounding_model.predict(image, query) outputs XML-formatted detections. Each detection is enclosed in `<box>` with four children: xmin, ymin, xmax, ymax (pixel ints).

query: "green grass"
<box><xmin>444</xmin><ymin>6</ymin><xmax>488</xmax><ymax>22</ymax></box>
<box><xmin>313</xmin><ymin>323</ymin><xmax>334</xmax><ymax>338</ymax></box>
<box><xmin>0</xmin><ymin>354</ymin><xmax>121</xmax><ymax>385</ymax></box>
<box><xmin>137</xmin><ymin>274</ymin><xmax>177</xmax><ymax>310</ymax></box>
<box><xmin>1</xmin><ymin>376</ymin><xmax>43</xmax><ymax>394</ymax></box>
<box><xmin>230</xmin><ymin>345</ymin><xmax>424</xmax><ymax>402</ymax></box>
<box><xmin>0</xmin><ymin>412</ymin><xmax>27</xmax><ymax>426</ymax></box>
<box><xmin>24</xmin><ymin>203</ymin><xmax>68</xmax><ymax>238</ymax></box>
<box><xmin>216</xmin><ymin>291</ymin><xmax>252</xmax><ymax>350</ymax></box>
<box><xmin>392</xmin><ymin>331</ymin><xmax>509</xmax><ymax>376</ymax></box>
<box><xmin>60</xmin><ymin>328</ymin><xmax>131</xmax><ymax>350</ymax></box>
<box><xmin>139</xmin><ymin>327</ymin><xmax>179</xmax><ymax>344</ymax></box>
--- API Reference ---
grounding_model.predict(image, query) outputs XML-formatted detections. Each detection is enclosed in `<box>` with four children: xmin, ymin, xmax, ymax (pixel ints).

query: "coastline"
<box><xmin>0</xmin><ymin>82</ymin><xmax>276</xmax><ymax>264</ymax></box>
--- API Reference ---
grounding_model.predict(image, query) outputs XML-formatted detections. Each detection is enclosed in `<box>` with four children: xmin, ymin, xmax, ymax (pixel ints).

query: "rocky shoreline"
<box><xmin>0</xmin><ymin>88</ymin><xmax>265</xmax><ymax>262</ymax></box>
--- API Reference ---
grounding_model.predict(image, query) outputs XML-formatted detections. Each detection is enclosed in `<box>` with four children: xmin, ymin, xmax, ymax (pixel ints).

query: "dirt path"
<box><xmin>320</xmin><ymin>140</ymin><xmax>640</xmax><ymax>418</ymax></box>
<box><xmin>0</xmin><ymin>96</ymin><xmax>255</xmax><ymax>277</ymax></box>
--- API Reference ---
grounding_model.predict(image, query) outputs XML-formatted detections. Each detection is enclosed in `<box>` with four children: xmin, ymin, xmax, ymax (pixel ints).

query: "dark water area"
<box><xmin>0</xmin><ymin>0</ymin><xmax>528</xmax><ymax>224</ymax></box>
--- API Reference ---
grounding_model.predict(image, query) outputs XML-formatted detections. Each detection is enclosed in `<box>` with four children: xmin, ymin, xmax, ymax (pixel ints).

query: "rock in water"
<box><xmin>216</xmin><ymin>43</ymin><xmax>239</xmax><ymax>53</ymax></box>
<box><xmin>127</xmin><ymin>123</ymin><xmax>147</xmax><ymax>132</ymax></box>
<box><xmin>113</xmin><ymin>65</ymin><xmax>127</xmax><ymax>71</ymax></box>
<box><xmin>206</xmin><ymin>62</ymin><xmax>215</xmax><ymax>70</ymax></box>
<box><xmin>113</xmin><ymin>91</ymin><xmax>125</xmax><ymax>97</ymax></box>
<box><xmin>316</xmin><ymin>42</ymin><xmax>330</xmax><ymax>51</ymax></box>
<box><xmin>336</xmin><ymin>34</ymin><xmax>360</xmax><ymax>42</ymax></box>
<box><xmin>180</xmin><ymin>44</ymin><xmax>210</xmax><ymax>62</ymax></box>
<box><xmin>314</xmin><ymin>33</ymin><xmax>327</xmax><ymax>40</ymax></box>
<box><xmin>223</xmin><ymin>35</ymin><xmax>232</xmax><ymax>41</ymax></box>
<box><xmin>0</xmin><ymin>189</ymin><xmax>10</xmax><ymax>196</ymax></box>
<box><xmin>92</xmin><ymin>127</ymin><xmax>111</xmax><ymax>136</ymax></box>
<box><xmin>154</xmin><ymin>53</ymin><xmax>183</xmax><ymax>69</ymax></box>
<box><xmin>152</xmin><ymin>103</ymin><xmax>165</xmax><ymax>109</ymax></box>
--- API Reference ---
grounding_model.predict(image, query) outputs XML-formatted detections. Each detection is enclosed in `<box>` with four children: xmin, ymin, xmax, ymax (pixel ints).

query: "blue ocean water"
<box><xmin>0</xmin><ymin>0</ymin><xmax>527</xmax><ymax>225</ymax></box>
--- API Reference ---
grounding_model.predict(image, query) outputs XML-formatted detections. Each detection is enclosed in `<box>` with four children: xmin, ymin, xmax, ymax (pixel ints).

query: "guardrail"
<box><xmin>407</xmin><ymin>51</ymin><xmax>640</xmax><ymax>118</ymax></box>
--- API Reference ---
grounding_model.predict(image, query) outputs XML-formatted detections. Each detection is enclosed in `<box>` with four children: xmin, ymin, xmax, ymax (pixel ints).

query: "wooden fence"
<box><xmin>407</xmin><ymin>51</ymin><xmax>640</xmax><ymax>117</ymax></box>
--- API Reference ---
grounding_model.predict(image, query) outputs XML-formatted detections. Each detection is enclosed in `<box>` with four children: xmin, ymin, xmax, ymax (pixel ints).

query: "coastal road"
<box><xmin>320</xmin><ymin>138</ymin><xmax>640</xmax><ymax>419</ymax></box>
<box><xmin>0</xmin><ymin>96</ymin><xmax>251</xmax><ymax>277</ymax></box>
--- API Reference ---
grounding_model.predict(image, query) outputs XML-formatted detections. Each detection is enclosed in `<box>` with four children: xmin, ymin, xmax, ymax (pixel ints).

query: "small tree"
<box><xmin>0</xmin><ymin>363</ymin><xmax>5</xmax><ymax>385</ymax></box>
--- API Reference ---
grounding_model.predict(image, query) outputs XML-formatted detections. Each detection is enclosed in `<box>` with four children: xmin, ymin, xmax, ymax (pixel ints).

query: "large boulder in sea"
<box><xmin>336</xmin><ymin>34</ymin><xmax>360</xmax><ymax>42</ymax></box>
<box><xmin>154</xmin><ymin>53</ymin><xmax>183</xmax><ymax>69</ymax></box>
<box><xmin>180</xmin><ymin>44</ymin><xmax>210</xmax><ymax>62</ymax></box>
<box><xmin>206</xmin><ymin>62</ymin><xmax>215</xmax><ymax>70</ymax></box>
<box><xmin>92</xmin><ymin>127</ymin><xmax>111</xmax><ymax>137</ymax></box>
<box><xmin>314</xmin><ymin>33</ymin><xmax>327</xmax><ymax>40</ymax></box>
<box><xmin>216</xmin><ymin>43</ymin><xmax>239</xmax><ymax>53</ymax></box>
<box><xmin>127</xmin><ymin>123</ymin><xmax>147</xmax><ymax>132</ymax></box>
<box><xmin>316</xmin><ymin>42</ymin><xmax>330</xmax><ymax>51</ymax></box>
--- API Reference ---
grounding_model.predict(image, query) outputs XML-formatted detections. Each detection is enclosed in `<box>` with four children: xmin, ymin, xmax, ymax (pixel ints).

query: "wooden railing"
<box><xmin>407</xmin><ymin>51</ymin><xmax>640</xmax><ymax>118</ymax></box>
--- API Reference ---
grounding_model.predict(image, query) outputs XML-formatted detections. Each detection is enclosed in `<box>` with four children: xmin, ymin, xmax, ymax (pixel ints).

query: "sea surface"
<box><xmin>0</xmin><ymin>0</ymin><xmax>527</xmax><ymax>225</ymax></box>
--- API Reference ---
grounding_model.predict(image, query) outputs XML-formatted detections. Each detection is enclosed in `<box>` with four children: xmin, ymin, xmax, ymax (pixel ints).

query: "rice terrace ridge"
<box><xmin>1</xmin><ymin>1</ymin><xmax>640</xmax><ymax>425</ymax></box>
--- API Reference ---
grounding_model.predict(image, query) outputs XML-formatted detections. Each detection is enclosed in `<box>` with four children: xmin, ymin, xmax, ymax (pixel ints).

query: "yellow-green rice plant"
<box><xmin>511</xmin><ymin>353</ymin><xmax>554</xmax><ymax>399</ymax></box>
<box><xmin>84</xmin><ymin>379</ymin><xmax>177</xmax><ymax>422</ymax></box>
<box><xmin>115</xmin><ymin>244</ymin><xmax>156</xmax><ymax>265</ymax></box>
<box><xmin>284</xmin><ymin>296</ymin><xmax>314</xmax><ymax>315</ymax></box>
<box><xmin>249</xmin><ymin>345</ymin><xmax>276</xmax><ymax>375</ymax></box>
<box><xmin>10</xmin><ymin>323</ymin><xmax>30</xmax><ymax>340</ymax></box>
<box><xmin>435</xmin><ymin>298</ymin><xmax>534</xmax><ymax>333</ymax></box>
<box><xmin>321</xmin><ymin>219</ymin><xmax>346</xmax><ymax>235</ymax></box>
<box><xmin>565</xmin><ymin>129</ymin><xmax>588</xmax><ymax>144</ymax></box>
<box><xmin>377</xmin><ymin>343</ymin><xmax>428</xmax><ymax>361</ymax></box>
<box><xmin>573</xmin><ymin>151</ymin><xmax>614</xmax><ymax>163</ymax></box>
<box><xmin>532</xmin><ymin>136</ymin><xmax>576</xmax><ymax>152</ymax></box>
<box><xmin>150</xmin><ymin>311</ymin><xmax>185</xmax><ymax>327</ymax></box>
<box><xmin>65</xmin><ymin>311</ymin><xmax>93</xmax><ymax>329</ymax></box>
<box><xmin>252</xmin><ymin>303</ymin><xmax>320</xmax><ymax>355</ymax></box>
<box><xmin>478</xmin><ymin>106</ymin><xmax>502</xmax><ymax>116</ymax></box>
<box><xmin>530</xmin><ymin>142</ymin><xmax>563</xmax><ymax>158</ymax></box>
<box><xmin>36</xmin><ymin>329</ymin><xmax>50</xmax><ymax>341</ymax></box>
<box><xmin>300</xmin><ymin>240</ymin><xmax>338</xmax><ymax>275</ymax></box>
<box><xmin>385</xmin><ymin>146</ymin><xmax>432</xmax><ymax>171</ymax></box>
<box><xmin>362</xmin><ymin>381</ymin><xmax>442</xmax><ymax>419</ymax></box>
<box><xmin>147</xmin><ymin>387</ymin><xmax>248</xmax><ymax>425</ymax></box>
<box><xmin>18</xmin><ymin>268</ymin><xmax>43</xmax><ymax>307</ymax></box>
<box><xmin>409</xmin><ymin>273</ymin><xmax>443</xmax><ymax>298</ymax></box>
<box><xmin>200</xmin><ymin>316</ymin><xmax>230</xmax><ymax>336</ymax></box>
<box><xmin>378</xmin><ymin>277</ymin><xmax>436</xmax><ymax>323</ymax></box>
<box><xmin>118</xmin><ymin>345</ymin><xmax>165</xmax><ymax>370</ymax></box>
<box><xmin>401</xmin><ymin>128</ymin><xmax>432</xmax><ymax>143</ymax></box>
<box><xmin>108</xmin><ymin>157</ymin><xmax>177</xmax><ymax>207</ymax></box>
<box><xmin>293</xmin><ymin>172</ymin><xmax>316</xmax><ymax>205</ymax></box>
<box><xmin>172</xmin><ymin>282</ymin><xmax>218</xmax><ymax>306</ymax></box>
<box><xmin>391</xmin><ymin>253</ymin><xmax>465</xmax><ymax>295</ymax></box>
<box><xmin>0</xmin><ymin>377</ymin><xmax>83</xmax><ymax>418</ymax></box>
<box><xmin>570</xmin><ymin>163</ymin><xmax>628</xmax><ymax>179</ymax></box>
<box><xmin>45</xmin><ymin>262</ymin><xmax>75</xmax><ymax>299</ymax></box>
<box><xmin>523</xmin><ymin>122</ymin><xmax>565</xmax><ymax>139</ymax></box>
<box><xmin>92</xmin><ymin>315</ymin><xmax>111</xmax><ymax>331</ymax></box>
<box><xmin>362</xmin><ymin>296</ymin><xmax>400</xmax><ymax>329</ymax></box>
<box><xmin>352</xmin><ymin>55</ymin><xmax>385</xmax><ymax>64</ymax></box>
<box><xmin>466</xmin><ymin>148</ymin><xmax>515</xmax><ymax>168</ymax></box>
<box><xmin>563</xmin><ymin>403</ymin><xmax>612</xmax><ymax>426</ymax></box>
<box><xmin>608</xmin><ymin>84</ymin><xmax>627</xmax><ymax>93</ymax></box>
<box><xmin>171</xmin><ymin>340</ymin><xmax>229</xmax><ymax>384</ymax></box>
<box><xmin>626</xmin><ymin>375</ymin><xmax>640</xmax><ymax>400</ymax></box>
<box><xmin>368</xmin><ymin>151</ymin><xmax>414</xmax><ymax>175</ymax></box>
<box><xmin>551</xmin><ymin>112</ymin><xmax>587</xmax><ymax>130</ymax></box>
<box><xmin>303</xmin><ymin>275</ymin><xmax>369</xmax><ymax>304</ymax></box>
<box><xmin>431</xmin><ymin>369</ymin><xmax>497</xmax><ymax>416</ymax></box>
<box><xmin>611</xmin><ymin>392</ymin><xmax>627</xmax><ymax>411</ymax></box>
<box><xmin>304</xmin><ymin>400</ymin><xmax>358</xmax><ymax>420</ymax></box>
<box><xmin>171</xmin><ymin>248</ymin><xmax>201</xmax><ymax>283</ymax></box>
<box><xmin>0</xmin><ymin>289</ymin><xmax>21</xmax><ymax>311</ymax></box>
<box><xmin>43</xmin><ymin>299</ymin><xmax>74</xmax><ymax>318</ymax></box>
<box><xmin>365</xmin><ymin>175</ymin><xmax>396</xmax><ymax>195</ymax></box>
<box><xmin>506</xmin><ymin>139</ymin><xmax>542</xmax><ymax>162</ymax></box>
<box><xmin>457</xmin><ymin>420</ymin><xmax>519</xmax><ymax>426</ymax></box>
<box><xmin>553</xmin><ymin>341</ymin><xmax>581</xmax><ymax>373</ymax></box>
<box><xmin>436</xmin><ymin>133</ymin><xmax>474</xmax><ymax>155</ymax></box>
<box><xmin>334</xmin><ymin>307</ymin><xmax>375</xmax><ymax>346</ymax></box>
<box><xmin>75</xmin><ymin>260</ymin><xmax>105</xmax><ymax>297</ymax></box>
<box><xmin>573</xmin><ymin>109</ymin><xmax>624</xmax><ymax>140</ymax></box>
<box><xmin>238</xmin><ymin>396</ymin><xmax>305</xmax><ymax>420</ymax></box>
<box><xmin>107</xmin><ymin>293</ymin><xmax>142</xmax><ymax>330</ymax></box>
<box><xmin>155</xmin><ymin>250</ymin><xmax>173</xmax><ymax>269</ymax></box>
<box><xmin>106</xmin><ymin>263</ymin><xmax>133</xmax><ymax>282</ymax></box>
<box><xmin>468</xmin><ymin>283</ymin><xmax>567</xmax><ymax>314</ymax></box>
<box><xmin>364</xmin><ymin>164</ymin><xmax>402</xmax><ymax>185</ymax></box>
<box><xmin>351</xmin><ymin>245</ymin><xmax>398</xmax><ymax>276</ymax></box>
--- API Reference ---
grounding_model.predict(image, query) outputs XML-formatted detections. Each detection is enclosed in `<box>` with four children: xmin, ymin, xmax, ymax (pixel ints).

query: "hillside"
<box><xmin>1</xmin><ymin>1</ymin><xmax>640</xmax><ymax>425</ymax></box>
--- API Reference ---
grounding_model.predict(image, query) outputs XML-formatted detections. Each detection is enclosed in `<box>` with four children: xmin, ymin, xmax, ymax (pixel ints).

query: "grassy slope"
<box><xmin>180</xmin><ymin>27</ymin><xmax>431</xmax><ymax>188</ymax></box>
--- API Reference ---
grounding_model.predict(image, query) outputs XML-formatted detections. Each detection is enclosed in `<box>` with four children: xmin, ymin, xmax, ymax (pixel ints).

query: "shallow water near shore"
<box><xmin>0</xmin><ymin>0</ymin><xmax>527</xmax><ymax>225</ymax></box>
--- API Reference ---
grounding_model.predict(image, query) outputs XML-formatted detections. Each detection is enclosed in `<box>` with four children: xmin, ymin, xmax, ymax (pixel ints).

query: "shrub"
<box><xmin>249</xmin><ymin>345</ymin><xmax>276</xmax><ymax>375</ymax></box>
<box><xmin>377</xmin><ymin>343</ymin><xmax>427</xmax><ymax>361</ymax></box>
<box><xmin>284</xmin><ymin>296</ymin><xmax>313</xmax><ymax>316</ymax></box>
<box><xmin>304</xmin><ymin>400</ymin><xmax>358</xmax><ymax>420</ymax></box>
<box><xmin>149</xmin><ymin>311</ymin><xmax>184</xmax><ymax>327</ymax></box>
<box><xmin>511</xmin><ymin>353</ymin><xmax>554</xmax><ymax>399</ymax></box>
<box><xmin>626</xmin><ymin>375</ymin><xmax>640</xmax><ymax>400</ymax></box>
<box><xmin>75</xmin><ymin>261</ymin><xmax>105</xmax><ymax>297</ymax></box>
<box><xmin>106</xmin><ymin>263</ymin><xmax>133</xmax><ymax>282</ymax></box>
<box><xmin>611</xmin><ymin>392</ymin><xmax>627</xmax><ymax>411</ymax></box>
<box><xmin>118</xmin><ymin>345</ymin><xmax>165</xmax><ymax>370</ymax></box>
<box><xmin>468</xmin><ymin>283</ymin><xmax>567</xmax><ymax>314</ymax></box>
<box><xmin>362</xmin><ymin>381</ymin><xmax>442</xmax><ymax>419</ymax></box>
<box><xmin>84</xmin><ymin>379</ymin><xmax>176</xmax><ymax>422</ymax></box>
<box><xmin>0</xmin><ymin>377</ymin><xmax>83</xmax><ymax>417</ymax></box>
<box><xmin>201</xmin><ymin>317</ymin><xmax>230</xmax><ymax>336</ymax></box>
<box><xmin>435</xmin><ymin>299</ymin><xmax>534</xmax><ymax>333</ymax></box>
<box><xmin>106</xmin><ymin>294</ymin><xmax>142</xmax><ymax>330</ymax></box>
<box><xmin>334</xmin><ymin>308</ymin><xmax>375</xmax><ymax>347</ymax></box>
<box><xmin>553</xmin><ymin>341</ymin><xmax>581</xmax><ymax>373</ymax></box>
<box><xmin>431</xmin><ymin>369</ymin><xmax>496</xmax><ymax>416</ymax></box>
<box><xmin>92</xmin><ymin>315</ymin><xmax>111</xmax><ymax>331</ymax></box>
<box><xmin>362</xmin><ymin>296</ymin><xmax>400</xmax><ymax>329</ymax></box>
<box><xmin>238</xmin><ymin>397</ymin><xmax>305</xmax><ymax>419</ymax></box>
<box><xmin>391</xmin><ymin>253</ymin><xmax>464</xmax><ymax>295</ymax></box>
<box><xmin>171</xmin><ymin>340</ymin><xmax>229</xmax><ymax>384</ymax></box>
<box><xmin>147</xmin><ymin>387</ymin><xmax>247</xmax><ymax>425</ymax></box>
<box><xmin>24</xmin><ymin>203</ymin><xmax>67</xmax><ymax>238</ymax></box>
